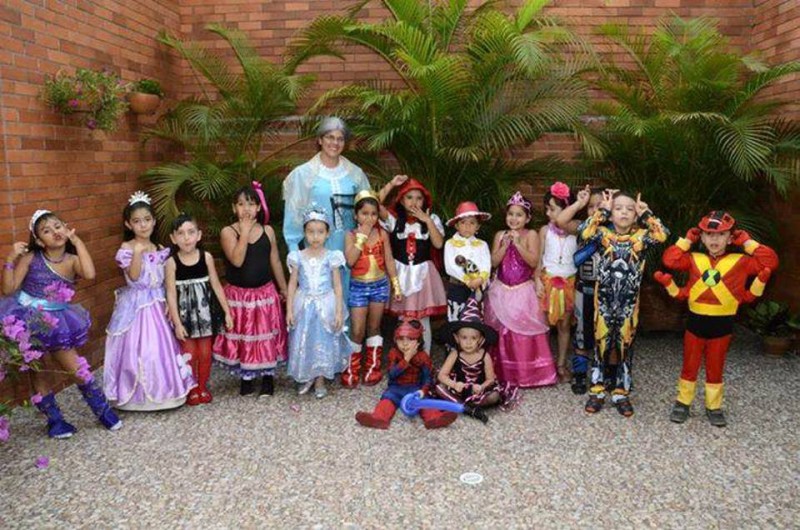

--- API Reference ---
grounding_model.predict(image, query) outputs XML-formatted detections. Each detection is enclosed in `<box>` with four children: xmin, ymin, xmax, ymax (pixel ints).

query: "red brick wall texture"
<box><xmin>0</xmin><ymin>1</ymin><xmax>798</xmax><ymax>400</ymax></box>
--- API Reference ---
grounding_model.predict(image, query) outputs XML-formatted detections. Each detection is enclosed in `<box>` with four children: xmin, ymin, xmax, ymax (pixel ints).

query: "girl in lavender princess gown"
<box><xmin>484</xmin><ymin>192</ymin><xmax>557</xmax><ymax>388</ymax></box>
<box><xmin>104</xmin><ymin>191</ymin><xmax>195</xmax><ymax>411</ymax></box>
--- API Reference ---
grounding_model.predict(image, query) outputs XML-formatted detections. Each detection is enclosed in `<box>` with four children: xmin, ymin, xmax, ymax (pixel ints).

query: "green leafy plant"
<box><xmin>580</xmin><ymin>16</ymin><xmax>800</xmax><ymax>248</ymax></box>
<box><xmin>287</xmin><ymin>0</ymin><xmax>592</xmax><ymax>222</ymax></box>
<box><xmin>142</xmin><ymin>24</ymin><xmax>313</xmax><ymax>240</ymax></box>
<box><xmin>746</xmin><ymin>300</ymin><xmax>792</xmax><ymax>337</ymax></box>
<box><xmin>41</xmin><ymin>68</ymin><xmax>129</xmax><ymax>131</ymax></box>
<box><xmin>132</xmin><ymin>79</ymin><xmax>164</xmax><ymax>97</ymax></box>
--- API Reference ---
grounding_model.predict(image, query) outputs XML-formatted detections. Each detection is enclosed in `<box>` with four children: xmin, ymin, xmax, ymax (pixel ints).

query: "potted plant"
<box><xmin>128</xmin><ymin>79</ymin><xmax>164</xmax><ymax>115</ymax></box>
<box><xmin>745</xmin><ymin>300</ymin><xmax>793</xmax><ymax>356</ymax></box>
<box><xmin>41</xmin><ymin>68</ymin><xmax>128</xmax><ymax>131</ymax></box>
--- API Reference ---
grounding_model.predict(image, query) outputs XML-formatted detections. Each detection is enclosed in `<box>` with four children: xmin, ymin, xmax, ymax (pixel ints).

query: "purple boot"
<box><xmin>78</xmin><ymin>379</ymin><xmax>122</xmax><ymax>431</ymax></box>
<box><xmin>34</xmin><ymin>393</ymin><xmax>77</xmax><ymax>439</ymax></box>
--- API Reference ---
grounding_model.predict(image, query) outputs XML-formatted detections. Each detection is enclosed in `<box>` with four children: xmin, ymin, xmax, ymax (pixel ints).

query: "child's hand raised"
<box><xmin>390</xmin><ymin>174</ymin><xmax>409</xmax><ymax>188</ymax></box>
<box><xmin>634</xmin><ymin>193</ymin><xmax>650</xmax><ymax>216</ymax></box>
<box><xmin>7</xmin><ymin>242</ymin><xmax>28</xmax><ymax>262</ymax></box>
<box><xmin>133</xmin><ymin>241</ymin><xmax>149</xmax><ymax>254</ymax></box>
<box><xmin>600</xmin><ymin>189</ymin><xmax>614</xmax><ymax>211</ymax></box>
<box><xmin>407</xmin><ymin>205</ymin><xmax>432</xmax><ymax>224</ymax></box>
<box><xmin>576</xmin><ymin>185</ymin><xmax>591</xmax><ymax>207</ymax></box>
<box><xmin>239</xmin><ymin>214</ymin><xmax>258</xmax><ymax>235</ymax></box>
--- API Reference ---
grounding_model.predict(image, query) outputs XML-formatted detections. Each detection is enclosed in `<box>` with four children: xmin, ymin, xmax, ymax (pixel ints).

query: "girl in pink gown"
<box><xmin>485</xmin><ymin>192</ymin><xmax>557</xmax><ymax>388</ymax></box>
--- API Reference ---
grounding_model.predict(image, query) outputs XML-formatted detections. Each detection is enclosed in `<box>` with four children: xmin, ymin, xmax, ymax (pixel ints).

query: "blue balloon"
<box><xmin>400</xmin><ymin>393</ymin><xmax>465</xmax><ymax>417</ymax></box>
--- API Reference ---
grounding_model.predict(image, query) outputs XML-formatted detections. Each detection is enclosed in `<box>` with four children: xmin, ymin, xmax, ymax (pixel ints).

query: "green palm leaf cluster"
<box><xmin>143</xmin><ymin>24</ymin><xmax>313</xmax><ymax>240</ymax></box>
<box><xmin>583</xmin><ymin>16</ymin><xmax>800</xmax><ymax>246</ymax></box>
<box><xmin>288</xmin><ymin>0</ymin><xmax>592</xmax><ymax>223</ymax></box>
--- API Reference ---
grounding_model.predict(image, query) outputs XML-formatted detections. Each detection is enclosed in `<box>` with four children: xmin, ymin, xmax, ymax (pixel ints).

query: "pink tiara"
<box><xmin>506</xmin><ymin>191</ymin><xmax>531</xmax><ymax>213</ymax></box>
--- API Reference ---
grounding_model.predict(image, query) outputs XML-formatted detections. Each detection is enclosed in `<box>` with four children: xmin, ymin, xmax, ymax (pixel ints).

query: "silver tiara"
<box><xmin>29</xmin><ymin>209</ymin><xmax>52</xmax><ymax>234</ymax></box>
<box><xmin>128</xmin><ymin>190</ymin><xmax>151</xmax><ymax>206</ymax></box>
<box><xmin>302</xmin><ymin>204</ymin><xmax>330</xmax><ymax>226</ymax></box>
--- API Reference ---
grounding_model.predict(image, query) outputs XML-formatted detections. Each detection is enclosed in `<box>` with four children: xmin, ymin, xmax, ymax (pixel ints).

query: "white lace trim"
<box><xmin>220</xmin><ymin>330</ymin><xmax>280</xmax><ymax>342</ymax></box>
<box><xmin>228</xmin><ymin>297</ymin><xmax>276</xmax><ymax>309</ymax></box>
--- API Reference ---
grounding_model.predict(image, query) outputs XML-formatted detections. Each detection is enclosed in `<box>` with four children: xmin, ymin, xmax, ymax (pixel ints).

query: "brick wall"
<box><xmin>0</xmin><ymin>0</ymin><xmax>181</xmax><ymax>400</ymax></box>
<box><xmin>1</xmin><ymin>0</ymin><xmax>798</xmax><ymax>403</ymax></box>
<box><xmin>752</xmin><ymin>0</ymin><xmax>800</xmax><ymax>310</ymax></box>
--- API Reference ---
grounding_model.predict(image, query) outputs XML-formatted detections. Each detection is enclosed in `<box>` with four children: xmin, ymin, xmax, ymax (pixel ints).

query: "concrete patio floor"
<box><xmin>0</xmin><ymin>329</ymin><xmax>797</xmax><ymax>528</ymax></box>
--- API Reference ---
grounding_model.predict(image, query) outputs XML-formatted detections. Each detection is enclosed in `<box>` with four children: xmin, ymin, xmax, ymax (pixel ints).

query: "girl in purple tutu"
<box><xmin>212</xmin><ymin>184</ymin><xmax>288</xmax><ymax>398</ymax></box>
<box><xmin>104</xmin><ymin>192</ymin><xmax>196</xmax><ymax>411</ymax></box>
<box><xmin>2</xmin><ymin>210</ymin><xmax>121</xmax><ymax>438</ymax></box>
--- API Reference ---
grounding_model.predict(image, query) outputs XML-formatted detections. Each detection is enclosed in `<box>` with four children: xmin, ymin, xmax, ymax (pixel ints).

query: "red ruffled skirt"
<box><xmin>212</xmin><ymin>282</ymin><xmax>286</xmax><ymax>378</ymax></box>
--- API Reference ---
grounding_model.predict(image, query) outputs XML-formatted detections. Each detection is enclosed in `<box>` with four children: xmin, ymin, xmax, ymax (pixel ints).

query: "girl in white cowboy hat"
<box><xmin>443</xmin><ymin>201</ymin><xmax>492</xmax><ymax>323</ymax></box>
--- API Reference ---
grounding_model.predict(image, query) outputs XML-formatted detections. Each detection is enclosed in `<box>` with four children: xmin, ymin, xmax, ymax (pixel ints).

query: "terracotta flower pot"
<box><xmin>128</xmin><ymin>92</ymin><xmax>161</xmax><ymax>115</ymax></box>
<box><xmin>762</xmin><ymin>335</ymin><xmax>792</xmax><ymax>356</ymax></box>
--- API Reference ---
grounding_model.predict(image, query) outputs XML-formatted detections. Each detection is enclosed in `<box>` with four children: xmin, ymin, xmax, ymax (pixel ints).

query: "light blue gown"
<box><xmin>282</xmin><ymin>153</ymin><xmax>370</xmax><ymax>300</ymax></box>
<box><xmin>286</xmin><ymin>250</ymin><xmax>352</xmax><ymax>383</ymax></box>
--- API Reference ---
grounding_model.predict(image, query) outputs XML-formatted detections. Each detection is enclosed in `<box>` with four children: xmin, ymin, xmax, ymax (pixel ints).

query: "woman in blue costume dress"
<box><xmin>282</xmin><ymin>117</ymin><xmax>370</xmax><ymax>299</ymax></box>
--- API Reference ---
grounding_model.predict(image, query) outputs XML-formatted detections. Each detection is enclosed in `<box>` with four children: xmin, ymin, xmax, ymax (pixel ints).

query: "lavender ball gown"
<box><xmin>103</xmin><ymin>248</ymin><xmax>195</xmax><ymax>411</ymax></box>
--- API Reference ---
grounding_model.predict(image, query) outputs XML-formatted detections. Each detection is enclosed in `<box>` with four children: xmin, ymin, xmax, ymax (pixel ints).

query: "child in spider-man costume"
<box><xmin>655</xmin><ymin>211</ymin><xmax>778</xmax><ymax>427</ymax></box>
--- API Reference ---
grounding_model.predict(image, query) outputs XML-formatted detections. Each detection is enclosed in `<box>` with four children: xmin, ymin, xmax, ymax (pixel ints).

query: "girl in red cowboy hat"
<box><xmin>378</xmin><ymin>175</ymin><xmax>447</xmax><ymax>352</ymax></box>
<box><xmin>443</xmin><ymin>201</ymin><xmax>491</xmax><ymax>322</ymax></box>
<box><xmin>536</xmin><ymin>182</ymin><xmax>579</xmax><ymax>383</ymax></box>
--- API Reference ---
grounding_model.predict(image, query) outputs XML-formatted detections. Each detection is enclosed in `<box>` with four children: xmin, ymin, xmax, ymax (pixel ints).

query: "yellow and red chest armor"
<box><xmin>352</xmin><ymin>229</ymin><xmax>387</xmax><ymax>281</ymax></box>
<box><xmin>686</xmin><ymin>252</ymin><xmax>750</xmax><ymax>317</ymax></box>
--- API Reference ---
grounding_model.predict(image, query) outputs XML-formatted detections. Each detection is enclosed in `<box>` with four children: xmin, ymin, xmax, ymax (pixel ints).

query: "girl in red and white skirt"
<box><xmin>378</xmin><ymin>175</ymin><xmax>447</xmax><ymax>353</ymax></box>
<box><xmin>213</xmin><ymin>183</ymin><xmax>288</xmax><ymax>398</ymax></box>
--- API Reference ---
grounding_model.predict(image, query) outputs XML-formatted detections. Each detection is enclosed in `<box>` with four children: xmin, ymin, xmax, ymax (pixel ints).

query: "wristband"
<box><xmin>390</xmin><ymin>276</ymin><xmax>402</xmax><ymax>297</ymax></box>
<box><xmin>4</xmin><ymin>262</ymin><xmax>14</xmax><ymax>271</ymax></box>
<box><xmin>354</xmin><ymin>232</ymin><xmax>368</xmax><ymax>250</ymax></box>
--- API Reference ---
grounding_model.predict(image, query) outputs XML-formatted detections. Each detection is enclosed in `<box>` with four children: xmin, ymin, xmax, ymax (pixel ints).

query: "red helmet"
<box><xmin>698</xmin><ymin>211</ymin><xmax>736</xmax><ymax>233</ymax></box>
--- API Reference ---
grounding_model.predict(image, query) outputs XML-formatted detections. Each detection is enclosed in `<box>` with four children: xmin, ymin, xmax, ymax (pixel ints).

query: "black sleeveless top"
<box><xmin>223</xmin><ymin>227</ymin><xmax>274</xmax><ymax>288</ymax></box>
<box><xmin>175</xmin><ymin>252</ymin><xmax>209</xmax><ymax>281</ymax></box>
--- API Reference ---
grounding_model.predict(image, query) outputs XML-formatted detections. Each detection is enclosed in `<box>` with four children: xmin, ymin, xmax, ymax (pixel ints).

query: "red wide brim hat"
<box><xmin>698</xmin><ymin>211</ymin><xmax>736</xmax><ymax>233</ymax></box>
<box><xmin>446</xmin><ymin>201</ymin><xmax>492</xmax><ymax>227</ymax></box>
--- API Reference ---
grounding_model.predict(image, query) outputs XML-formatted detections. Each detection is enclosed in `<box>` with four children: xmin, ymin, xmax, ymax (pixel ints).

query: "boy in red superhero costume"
<box><xmin>654</xmin><ymin>211</ymin><xmax>778</xmax><ymax>427</ymax></box>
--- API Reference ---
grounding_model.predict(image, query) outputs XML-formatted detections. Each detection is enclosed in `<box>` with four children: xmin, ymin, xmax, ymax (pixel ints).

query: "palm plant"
<box><xmin>582</xmin><ymin>16</ymin><xmax>800</xmax><ymax>245</ymax></box>
<box><xmin>287</xmin><ymin>0</ymin><xmax>593</xmax><ymax>223</ymax></box>
<box><xmin>143</xmin><ymin>24</ymin><xmax>313</xmax><ymax>240</ymax></box>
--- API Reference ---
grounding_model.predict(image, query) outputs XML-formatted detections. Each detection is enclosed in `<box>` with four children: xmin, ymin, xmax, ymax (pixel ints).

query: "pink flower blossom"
<box><xmin>18</xmin><ymin>364</ymin><xmax>30</xmax><ymax>372</ymax></box>
<box><xmin>31</xmin><ymin>393</ymin><xmax>43</xmax><ymax>405</ymax></box>
<box><xmin>0</xmin><ymin>416</ymin><xmax>9</xmax><ymax>442</ymax></box>
<box><xmin>40</xmin><ymin>312</ymin><xmax>59</xmax><ymax>330</ymax></box>
<box><xmin>68</xmin><ymin>99</ymin><xmax>80</xmax><ymax>108</ymax></box>
<box><xmin>44</xmin><ymin>282</ymin><xmax>74</xmax><ymax>304</ymax></box>
<box><xmin>75</xmin><ymin>356</ymin><xmax>93</xmax><ymax>383</ymax></box>
<box><xmin>550</xmin><ymin>181</ymin><xmax>571</xmax><ymax>202</ymax></box>
<box><xmin>86</xmin><ymin>118</ymin><xmax>97</xmax><ymax>130</ymax></box>
<box><xmin>35</xmin><ymin>456</ymin><xmax>49</xmax><ymax>469</ymax></box>
<box><xmin>2</xmin><ymin>316</ymin><xmax>26</xmax><ymax>341</ymax></box>
<box><xmin>22</xmin><ymin>350</ymin><xmax>43</xmax><ymax>364</ymax></box>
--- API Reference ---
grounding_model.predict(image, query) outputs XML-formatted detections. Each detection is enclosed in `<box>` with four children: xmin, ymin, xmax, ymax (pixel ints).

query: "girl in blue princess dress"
<box><xmin>286</xmin><ymin>206</ymin><xmax>352</xmax><ymax>399</ymax></box>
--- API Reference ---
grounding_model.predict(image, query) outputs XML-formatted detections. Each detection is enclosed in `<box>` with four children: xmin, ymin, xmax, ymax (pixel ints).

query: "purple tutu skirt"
<box><xmin>0</xmin><ymin>293</ymin><xmax>90</xmax><ymax>352</ymax></box>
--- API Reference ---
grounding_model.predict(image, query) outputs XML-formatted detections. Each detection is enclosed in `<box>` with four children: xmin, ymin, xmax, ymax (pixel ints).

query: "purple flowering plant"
<box><xmin>0</xmin><ymin>310</ymin><xmax>57</xmax><ymax>442</ymax></box>
<box><xmin>41</xmin><ymin>68</ymin><xmax>129</xmax><ymax>131</ymax></box>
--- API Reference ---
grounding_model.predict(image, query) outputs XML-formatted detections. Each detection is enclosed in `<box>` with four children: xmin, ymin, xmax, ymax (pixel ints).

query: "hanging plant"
<box><xmin>128</xmin><ymin>79</ymin><xmax>164</xmax><ymax>115</ymax></box>
<box><xmin>41</xmin><ymin>68</ymin><xmax>129</xmax><ymax>131</ymax></box>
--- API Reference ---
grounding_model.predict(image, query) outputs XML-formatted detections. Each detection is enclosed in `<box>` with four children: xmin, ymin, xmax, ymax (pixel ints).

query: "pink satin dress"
<box><xmin>485</xmin><ymin>239</ymin><xmax>557</xmax><ymax>388</ymax></box>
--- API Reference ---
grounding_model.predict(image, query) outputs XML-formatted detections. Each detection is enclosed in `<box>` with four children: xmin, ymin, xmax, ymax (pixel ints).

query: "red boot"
<box><xmin>341</xmin><ymin>346</ymin><xmax>362</xmax><ymax>388</ymax></box>
<box><xmin>196</xmin><ymin>342</ymin><xmax>213</xmax><ymax>404</ymax></box>
<box><xmin>355</xmin><ymin>399</ymin><xmax>396</xmax><ymax>429</ymax></box>
<box><xmin>362</xmin><ymin>336</ymin><xmax>383</xmax><ymax>386</ymax></box>
<box><xmin>420</xmin><ymin>409</ymin><xmax>458</xmax><ymax>429</ymax></box>
<box><xmin>183</xmin><ymin>342</ymin><xmax>202</xmax><ymax>406</ymax></box>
